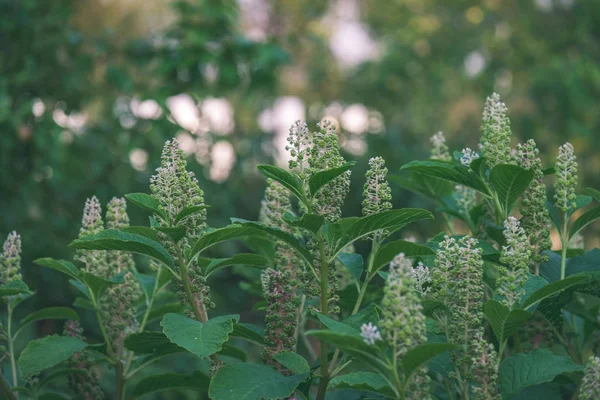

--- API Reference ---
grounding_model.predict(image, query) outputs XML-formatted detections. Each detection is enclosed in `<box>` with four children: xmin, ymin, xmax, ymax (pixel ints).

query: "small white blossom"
<box><xmin>360</xmin><ymin>322</ymin><xmax>382</xmax><ymax>345</ymax></box>
<box><xmin>460</xmin><ymin>147</ymin><xmax>480</xmax><ymax>167</ymax></box>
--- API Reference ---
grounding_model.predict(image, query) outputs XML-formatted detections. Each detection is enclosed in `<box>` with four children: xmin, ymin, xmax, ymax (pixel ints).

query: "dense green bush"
<box><xmin>2</xmin><ymin>93</ymin><xmax>600</xmax><ymax>399</ymax></box>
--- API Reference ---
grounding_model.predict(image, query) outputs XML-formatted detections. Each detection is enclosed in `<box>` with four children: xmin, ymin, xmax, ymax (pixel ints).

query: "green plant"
<box><xmin>2</xmin><ymin>93</ymin><xmax>600</xmax><ymax>399</ymax></box>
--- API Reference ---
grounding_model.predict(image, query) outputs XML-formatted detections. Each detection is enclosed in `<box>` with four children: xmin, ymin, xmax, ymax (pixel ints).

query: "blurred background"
<box><xmin>2</xmin><ymin>0</ymin><xmax>600</xmax><ymax>353</ymax></box>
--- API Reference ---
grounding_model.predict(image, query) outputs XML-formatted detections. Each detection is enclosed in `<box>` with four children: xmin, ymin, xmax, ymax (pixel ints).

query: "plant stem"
<box><xmin>560</xmin><ymin>212</ymin><xmax>569</xmax><ymax>280</ymax></box>
<box><xmin>6</xmin><ymin>304</ymin><xmax>18</xmax><ymax>392</ymax></box>
<box><xmin>316</xmin><ymin>234</ymin><xmax>330</xmax><ymax>400</ymax></box>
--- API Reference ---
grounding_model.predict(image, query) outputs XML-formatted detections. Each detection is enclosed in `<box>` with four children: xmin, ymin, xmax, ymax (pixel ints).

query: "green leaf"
<box><xmin>282</xmin><ymin>213</ymin><xmax>325</xmax><ymax>234</ymax></box>
<box><xmin>174</xmin><ymin>205</ymin><xmax>210</xmax><ymax>225</ymax></box>
<box><xmin>273</xmin><ymin>351</ymin><xmax>310</xmax><ymax>374</ymax></box>
<box><xmin>484</xmin><ymin>300</ymin><xmax>532</xmax><ymax>344</ymax></box>
<box><xmin>122</xmin><ymin>226</ymin><xmax>160</xmax><ymax>242</ymax></box>
<box><xmin>400</xmin><ymin>160</ymin><xmax>491</xmax><ymax>195</ymax></box>
<box><xmin>585</xmin><ymin>187</ymin><xmax>600</xmax><ymax>203</ymax></box>
<box><xmin>521</xmin><ymin>273</ymin><xmax>590</xmax><ymax>310</ymax></box>
<box><xmin>34</xmin><ymin>258</ymin><xmax>80</xmax><ymax>279</ymax></box>
<box><xmin>337</xmin><ymin>252</ymin><xmax>364</xmax><ymax>281</ymax></box>
<box><xmin>568</xmin><ymin>195</ymin><xmax>593</xmax><ymax>217</ymax></box>
<box><xmin>190</xmin><ymin>224</ymin><xmax>263</xmax><ymax>259</ymax></box>
<box><xmin>37</xmin><ymin>368</ymin><xmax>87</xmax><ymax>388</ymax></box>
<box><xmin>314</xmin><ymin>312</ymin><xmax>360</xmax><ymax>335</ymax></box>
<box><xmin>124</xmin><ymin>331</ymin><xmax>184</xmax><ymax>356</ymax></box>
<box><xmin>219</xmin><ymin>343</ymin><xmax>247</xmax><ymax>361</ymax></box>
<box><xmin>546</xmin><ymin>200</ymin><xmax>561</xmax><ymax>231</ymax></box>
<box><xmin>231</xmin><ymin>220</ymin><xmax>313</xmax><ymax>265</ymax></box>
<box><xmin>328</xmin><ymin>372</ymin><xmax>395</xmax><ymax>397</ymax></box>
<box><xmin>305</xmin><ymin>330</ymin><xmax>388</xmax><ymax>376</ymax></box>
<box><xmin>498</xmin><ymin>349</ymin><xmax>584</xmax><ymax>398</ymax></box>
<box><xmin>569</xmin><ymin>206</ymin><xmax>600</xmax><ymax>239</ymax></box>
<box><xmin>209</xmin><ymin>363</ymin><xmax>307</xmax><ymax>400</ymax></box>
<box><xmin>371</xmin><ymin>240</ymin><xmax>434</xmax><ymax>278</ymax></box>
<box><xmin>205</xmin><ymin>254</ymin><xmax>267</xmax><ymax>277</ymax></box>
<box><xmin>80</xmin><ymin>272</ymin><xmax>123</xmax><ymax>302</ymax></box>
<box><xmin>309</xmin><ymin>162</ymin><xmax>355</xmax><ymax>196</ymax></box>
<box><xmin>69</xmin><ymin>230</ymin><xmax>174</xmax><ymax>269</ymax></box>
<box><xmin>231</xmin><ymin>323</ymin><xmax>265</xmax><ymax>345</ymax></box>
<box><xmin>161</xmin><ymin>313</ymin><xmax>239</xmax><ymax>359</ymax></box>
<box><xmin>342</xmin><ymin>304</ymin><xmax>381</xmax><ymax>331</ymax></box>
<box><xmin>489</xmin><ymin>164</ymin><xmax>534</xmax><ymax>214</ymax></box>
<box><xmin>132</xmin><ymin>371</ymin><xmax>209</xmax><ymax>399</ymax></box>
<box><xmin>400</xmin><ymin>342</ymin><xmax>460</xmax><ymax>381</ymax></box>
<box><xmin>18</xmin><ymin>335</ymin><xmax>87</xmax><ymax>377</ymax></box>
<box><xmin>125</xmin><ymin>193</ymin><xmax>167</xmax><ymax>220</ymax></box>
<box><xmin>0</xmin><ymin>279</ymin><xmax>33</xmax><ymax>297</ymax></box>
<box><xmin>389</xmin><ymin>172</ymin><xmax>453</xmax><ymax>204</ymax></box>
<box><xmin>329</xmin><ymin>209</ymin><xmax>434</xmax><ymax>259</ymax></box>
<box><xmin>20</xmin><ymin>307</ymin><xmax>79</xmax><ymax>329</ymax></box>
<box><xmin>257</xmin><ymin>165</ymin><xmax>305</xmax><ymax>202</ymax></box>
<box><xmin>155</xmin><ymin>226</ymin><xmax>187</xmax><ymax>243</ymax></box>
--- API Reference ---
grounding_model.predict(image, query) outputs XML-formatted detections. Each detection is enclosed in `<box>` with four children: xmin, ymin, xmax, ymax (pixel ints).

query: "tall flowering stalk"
<box><xmin>471</xmin><ymin>338</ymin><xmax>500</xmax><ymax>400</ymax></box>
<box><xmin>259</xmin><ymin>179</ymin><xmax>300</xmax><ymax>369</ymax></box>
<box><xmin>1</xmin><ymin>231</ymin><xmax>23</xmax><ymax>390</ymax></box>
<box><xmin>516</xmin><ymin>140</ymin><xmax>552</xmax><ymax>273</ymax></box>
<box><xmin>554</xmin><ymin>142</ymin><xmax>578</xmax><ymax>279</ymax></box>
<box><xmin>432</xmin><ymin>236</ymin><xmax>485</xmax><ymax>399</ymax></box>
<box><xmin>497</xmin><ymin>217</ymin><xmax>531</xmax><ymax>309</ymax></box>
<box><xmin>381</xmin><ymin>254</ymin><xmax>431</xmax><ymax>399</ymax></box>
<box><xmin>63</xmin><ymin>320</ymin><xmax>104</xmax><ymax>400</ymax></box>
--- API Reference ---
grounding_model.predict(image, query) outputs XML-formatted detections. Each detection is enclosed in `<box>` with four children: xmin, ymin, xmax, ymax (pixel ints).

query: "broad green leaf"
<box><xmin>273</xmin><ymin>351</ymin><xmax>310</xmax><ymax>374</ymax></box>
<box><xmin>147</xmin><ymin>302</ymin><xmax>185</xmax><ymax>323</ymax></box>
<box><xmin>37</xmin><ymin>368</ymin><xmax>87</xmax><ymax>388</ymax></box>
<box><xmin>161</xmin><ymin>313</ymin><xmax>239</xmax><ymax>359</ymax></box>
<box><xmin>520</xmin><ymin>274</ymin><xmax>549</xmax><ymax>307</ymax></box>
<box><xmin>521</xmin><ymin>273</ymin><xmax>590</xmax><ymax>310</ymax></box>
<box><xmin>34</xmin><ymin>258</ymin><xmax>80</xmax><ymax>279</ymax></box>
<box><xmin>18</xmin><ymin>335</ymin><xmax>87</xmax><ymax>377</ymax></box>
<box><xmin>0</xmin><ymin>279</ymin><xmax>33</xmax><ymax>297</ymax></box>
<box><xmin>389</xmin><ymin>172</ymin><xmax>454</xmax><ymax>204</ymax></box>
<box><xmin>489</xmin><ymin>164</ymin><xmax>534</xmax><ymax>214</ymax></box>
<box><xmin>205</xmin><ymin>254</ymin><xmax>267</xmax><ymax>276</ymax></box>
<box><xmin>155</xmin><ymin>226</ymin><xmax>187</xmax><ymax>243</ymax></box>
<box><xmin>337</xmin><ymin>252</ymin><xmax>364</xmax><ymax>281</ymax></box>
<box><xmin>81</xmin><ymin>272</ymin><xmax>123</xmax><ymax>302</ymax></box>
<box><xmin>69</xmin><ymin>230</ymin><xmax>174</xmax><ymax>269</ymax></box>
<box><xmin>174</xmin><ymin>205</ymin><xmax>210</xmax><ymax>225</ymax></box>
<box><xmin>135</xmin><ymin>273</ymin><xmax>157</xmax><ymax>304</ymax></box>
<box><xmin>124</xmin><ymin>331</ymin><xmax>184</xmax><ymax>356</ymax></box>
<box><xmin>400</xmin><ymin>160</ymin><xmax>490</xmax><ymax>195</ymax></box>
<box><xmin>329</xmin><ymin>209</ymin><xmax>434</xmax><ymax>258</ymax></box>
<box><xmin>231</xmin><ymin>220</ymin><xmax>313</xmax><ymax>264</ymax></box>
<box><xmin>125</xmin><ymin>193</ymin><xmax>167</xmax><ymax>220</ymax></box>
<box><xmin>585</xmin><ymin>187</ymin><xmax>600</xmax><ymax>203</ymax></box>
<box><xmin>401</xmin><ymin>343</ymin><xmax>460</xmax><ymax>381</ymax></box>
<box><xmin>568</xmin><ymin>195</ymin><xmax>593</xmax><ymax>217</ymax></box>
<box><xmin>282</xmin><ymin>213</ymin><xmax>325</xmax><ymax>234</ymax></box>
<box><xmin>371</xmin><ymin>240</ymin><xmax>434</xmax><ymax>278</ymax></box>
<box><xmin>546</xmin><ymin>200</ymin><xmax>561</xmax><ymax>232</ymax></box>
<box><xmin>569</xmin><ymin>206</ymin><xmax>600</xmax><ymax>239</ymax></box>
<box><xmin>512</xmin><ymin>384</ymin><xmax>563</xmax><ymax>400</ymax></box>
<box><xmin>342</xmin><ymin>304</ymin><xmax>381</xmax><ymax>330</ymax></box>
<box><xmin>498</xmin><ymin>349</ymin><xmax>583</xmax><ymax>398</ymax></box>
<box><xmin>122</xmin><ymin>226</ymin><xmax>160</xmax><ymax>241</ymax></box>
<box><xmin>209</xmin><ymin>363</ymin><xmax>307</xmax><ymax>400</ymax></box>
<box><xmin>20</xmin><ymin>307</ymin><xmax>79</xmax><ymax>329</ymax></box>
<box><xmin>219</xmin><ymin>343</ymin><xmax>247</xmax><ymax>361</ymax></box>
<box><xmin>422</xmin><ymin>299</ymin><xmax>448</xmax><ymax>317</ymax></box>
<box><xmin>190</xmin><ymin>224</ymin><xmax>265</xmax><ymax>260</ymax></box>
<box><xmin>309</xmin><ymin>162</ymin><xmax>355</xmax><ymax>196</ymax></box>
<box><xmin>305</xmin><ymin>330</ymin><xmax>389</xmax><ymax>376</ymax></box>
<box><xmin>314</xmin><ymin>312</ymin><xmax>360</xmax><ymax>335</ymax></box>
<box><xmin>484</xmin><ymin>300</ymin><xmax>532</xmax><ymax>344</ymax></box>
<box><xmin>328</xmin><ymin>372</ymin><xmax>395</xmax><ymax>397</ymax></box>
<box><xmin>257</xmin><ymin>165</ymin><xmax>305</xmax><ymax>202</ymax></box>
<box><xmin>231</xmin><ymin>323</ymin><xmax>265</xmax><ymax>345</ymax></box>
<box><xmin>132</xmin><ymin>371</ymin><xmax>209</xmax><ymax>399</ymax></box>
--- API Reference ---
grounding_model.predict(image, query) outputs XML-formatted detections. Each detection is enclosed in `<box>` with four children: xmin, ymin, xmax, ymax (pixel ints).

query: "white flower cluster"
<box><xmin>360</xmin><ymin>322</ymin><xmax>382</xmax><ymax>345</ymax></box>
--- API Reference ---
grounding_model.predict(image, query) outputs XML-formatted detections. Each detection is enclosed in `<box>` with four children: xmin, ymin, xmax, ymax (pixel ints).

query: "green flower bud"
<box><xmin>1</xmin><ymin>231</ymin><xmax>22</xmax><ymax>284</ymax></box>
<box><xmin>471</xmin><ymin>337</ymin><xmax>500</xmax><ymax>400</ymax></box>
<box><xmin>497</xmin><ymin>217</ymin><xmax>531</xmax><ymax>308</ymax></box>
<box><xmin>554</xmin><ymin>142</ymin><xmax>578</xmax><ymax>213</ymax></box>
<box><xmin>579</xmin><ymin>357</ymin><xmax>600</xmax><ymax>400</ymax></box>
<box><xmin>430</xmin><ymin>131</ymin><xmax>451</xmax><ymax>161</ymax></box>
<box><xmin>480</xmin><ymin>93</ymin><xmax>512</xmax><ymax>167</ymax></box>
